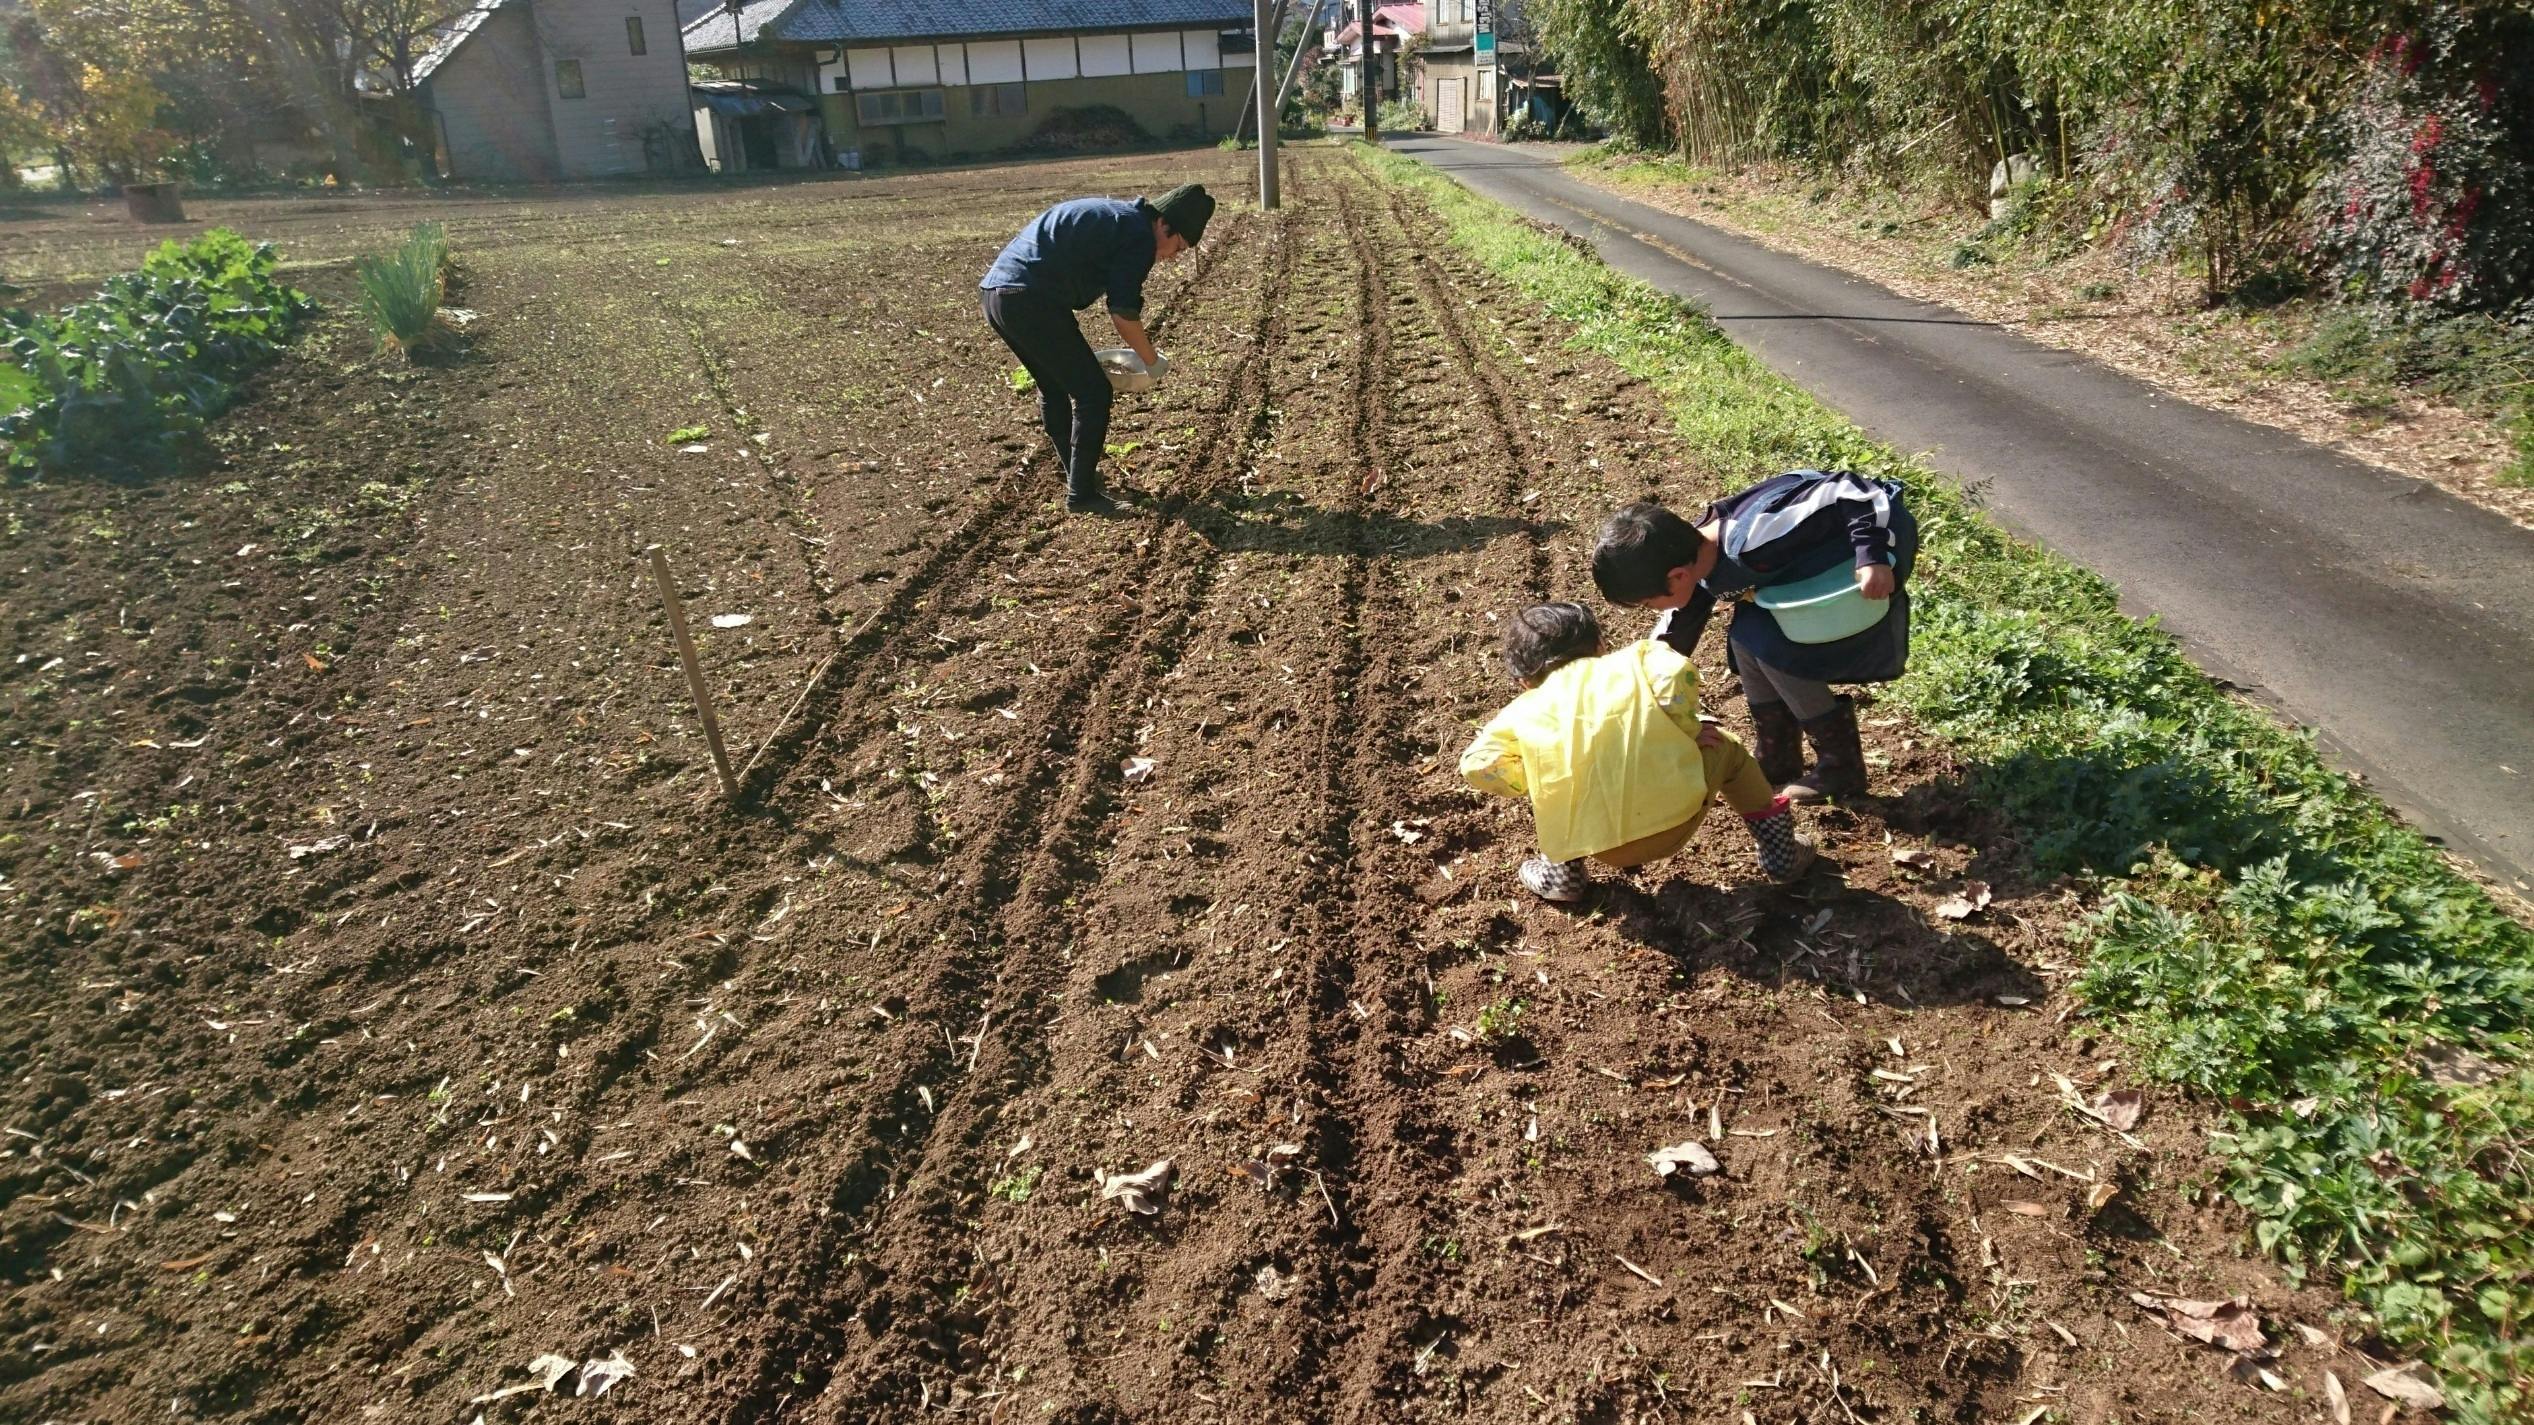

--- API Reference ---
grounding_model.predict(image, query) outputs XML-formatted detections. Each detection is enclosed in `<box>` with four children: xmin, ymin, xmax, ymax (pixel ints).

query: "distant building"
<box><xmin>1331</xmin><ymin>0</ymin><xmax>1557</xmax><ymax>138</ymax></box>
<box><xmin>681</xmin><ymin>0</ymin><xmax>1258</xmax><ymax>166</ymax></box>
<box><xmin>416</xmin><ymin>0</ymin><xmax>703</xmax><ymax>181</ymax></box>
<box><xmin>1327</xmin><ymin>2</ymin><xmax>1416</xmax><ymax>116</ymax></box>
<box><xmin>1415</xmin><ymin>0</ymin><xmax>1498</xmax><ymax>136</ymax></box>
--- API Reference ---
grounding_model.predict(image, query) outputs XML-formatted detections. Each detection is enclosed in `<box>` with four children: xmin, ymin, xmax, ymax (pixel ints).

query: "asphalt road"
<box><xmin>1390</xmin><ymin>135</ymin><xmax>2534</xmax><ymax>891</ymax></box>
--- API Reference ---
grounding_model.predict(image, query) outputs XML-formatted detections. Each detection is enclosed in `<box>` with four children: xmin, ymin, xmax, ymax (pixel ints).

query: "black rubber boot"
<box><xmin>1787</xmin><ymin>695</ymin><xmax>1868</xmax><ymax>803</ymax></box>
<box><xmin>1745</xmin><ymin>698</ymin><xmax>1806</xmax><ymax>788</ymax></box>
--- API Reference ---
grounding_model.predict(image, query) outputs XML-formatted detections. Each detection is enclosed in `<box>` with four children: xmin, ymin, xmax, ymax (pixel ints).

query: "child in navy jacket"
<box><xmin>1590</xmin><ymin>473</ymin><xmax>1917</xmax><ymax>801</ymax></box>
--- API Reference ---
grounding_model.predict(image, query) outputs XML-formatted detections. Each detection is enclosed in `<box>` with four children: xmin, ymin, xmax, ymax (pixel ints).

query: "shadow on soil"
<box><xmin>1611</xmin><ymin>873</ymin><xmax>2049</xmax><ymax>1010</ymax></box>
<box><xmin>1169</xmin><ymin>488</ymin><xmax>1565</xmax><ymax>558</ymax></box>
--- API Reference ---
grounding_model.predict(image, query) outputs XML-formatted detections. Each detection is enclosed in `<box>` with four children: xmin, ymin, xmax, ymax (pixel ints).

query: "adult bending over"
<box><xmin>979</xmin><ymin>183</ymin><xmax>1214</xmax><ymax>516</ymax></box>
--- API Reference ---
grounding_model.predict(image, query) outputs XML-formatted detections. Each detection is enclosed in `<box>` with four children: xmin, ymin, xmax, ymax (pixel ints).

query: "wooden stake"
<box><xmin>647</xmin><ymin>544</ymin><xmax>740</xmax><ymax>802</ymax></box>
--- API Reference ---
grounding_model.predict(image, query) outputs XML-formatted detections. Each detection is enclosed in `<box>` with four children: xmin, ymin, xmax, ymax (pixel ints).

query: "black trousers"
<box><xmin>981</xmin><ymin>286</ymin><xmax>1111</xmax><ymax>498</ymax></box>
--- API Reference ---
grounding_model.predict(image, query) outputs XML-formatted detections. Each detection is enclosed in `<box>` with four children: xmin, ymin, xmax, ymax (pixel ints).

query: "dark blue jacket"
<box><xmin>980</xmin><ymin>197</ymin><xmax>1159</xmax><ymax>320</ymax></box>
<box><xmin>1657</xmin><ymin>471</ymin><xmax>1918</xmax><ymax>684</ymax></box>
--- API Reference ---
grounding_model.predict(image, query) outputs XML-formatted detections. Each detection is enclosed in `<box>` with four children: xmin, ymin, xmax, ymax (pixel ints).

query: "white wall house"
<box><xmin>418</xmin><ymin>0</ymin><xmax>701</xmax><ymax>181</ymax></box>
<box><xmin>683</xmin><ymin>0</ymin><xmax>1256</xmax><ymax>162</ymax></box>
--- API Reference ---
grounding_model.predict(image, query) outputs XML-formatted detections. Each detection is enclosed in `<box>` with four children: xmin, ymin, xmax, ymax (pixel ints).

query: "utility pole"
<box><xmin>1254</xmin><ymin>0</ymin><xmax>1280</xmax><ymax>209</ymax></box>
<box><xmin>1359</xmin><ymin>0</ymin><xmax>1377</xmax><ymax>144</ymax></box>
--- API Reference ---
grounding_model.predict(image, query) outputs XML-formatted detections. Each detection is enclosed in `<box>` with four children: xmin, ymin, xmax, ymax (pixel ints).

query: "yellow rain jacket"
<box><xmin>1459</xmin><ymin>639</ymin><xmax>1708</xmax><ymax>864</ymax></box>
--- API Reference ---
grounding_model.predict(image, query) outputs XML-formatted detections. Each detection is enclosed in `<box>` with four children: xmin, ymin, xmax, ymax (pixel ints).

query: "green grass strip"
<box><xmin>1359</xmin><ymin>141</ymin><xmax>2533</xmax><ymax>1422</ymax></box>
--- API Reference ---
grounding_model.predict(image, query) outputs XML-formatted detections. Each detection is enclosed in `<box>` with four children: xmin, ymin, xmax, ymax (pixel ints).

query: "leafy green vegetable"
<box><xmin>1</xmin><ymin>228</ymin><xmax>313</xmax><ymax>477</ymax></box>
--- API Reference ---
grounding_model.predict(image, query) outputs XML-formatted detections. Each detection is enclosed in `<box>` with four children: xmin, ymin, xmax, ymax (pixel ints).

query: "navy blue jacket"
<box><xmin>980</xmin><ymin>197</ymin><xmax>1160</xmax><ymax>320</ymax></box>
<box><xmin>1657</xmin><ymin>471</ymin><xmax>1918</xmax><ymax>684</ymax></box>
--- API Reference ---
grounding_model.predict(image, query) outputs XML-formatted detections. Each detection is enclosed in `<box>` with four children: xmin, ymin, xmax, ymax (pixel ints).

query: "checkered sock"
<box><xmin>1742</xmin><ymin>796</ymin><xmax>1802</xmax><ymax>879</ymax></box>
<box><xmin>1520</xmin><ymin>855</ymin><xmax>1592</xmax><ymax>902</ymax></box>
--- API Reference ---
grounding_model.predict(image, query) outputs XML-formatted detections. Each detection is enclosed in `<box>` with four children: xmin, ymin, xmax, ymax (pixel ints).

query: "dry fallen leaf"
<box><xmin>1238</xmin><ymin>1143</ymin><xmax>1301</xmax><ymax>1190</ymax></box>
<box><xmin>1935</xmin><ymin>880</ymin><xmax>1994</xmax><ymax>920</ymax></box>
<box><xmin>1890</xmin><ymin>846</ymin><xmax>1937</xmax><ymax>871</ymax></box>
<box><xmin>2090</xmin><ymin>1088</ymin><xmax>2147</xmax><ymax>1132</ymax></box>
<box><xmin>466</xmin><ymin>1353</ymin><xmax>579</xmax><ymax>1405</ymax></box>
<box><xmin>2324</xmin><ymin>1369</ymin><xmax>2351</xmax><ymax>1425</ymax></box>
<box><xmin>1121</xmin><ymin>757</ymin><xmax>1158</xmax><ymax>785</ymax></box>
<box><xmin>303</xmin><ymin>652</ymin><xmax>327</xmax><ymax>672</ymax></box>
<box><xmin>1099</xmin><ymin>1159</ymin><xmax>1175</xmax><ymax>1216</ymax></box>
<box><xmin>2361</xmin><ymin>1364</ymin><xmax>2444</xmax><ymax>1411</ymax></box>
<box><xmin>2086</xmin><ymin>1181</ymin><xmax>2121</xmax><ymax>1211</ymax></box>
<box><xmin>2000</xmin><ymin>1200</ymin><xmax>2051</xmax><ymax>1217</ymax></box>
<box><xmin>576</xmin><ymin>1349</ymin><xmax>635</xmax><ymax>1398</ymax></box>
<box><xmin>1647</xmin><ymin>1140</ymin><xmax>1720</xmax><ymax>1178</ymax></box>
<box><xmin>2129</xmin><ymin>1292</ymin><xmax>2267</xmax><ymax>1354</ymax></box>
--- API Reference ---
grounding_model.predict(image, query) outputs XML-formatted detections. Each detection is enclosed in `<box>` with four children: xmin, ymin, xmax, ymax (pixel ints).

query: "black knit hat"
<box><xmin>1150</xmin><ymin>183</ymin><xmax>1215</xmax><ymax>245</ymax></box>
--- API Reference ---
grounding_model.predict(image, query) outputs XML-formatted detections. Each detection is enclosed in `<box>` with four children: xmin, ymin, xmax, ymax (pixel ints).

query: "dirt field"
<box><xmin>3</xmin><ymin>149</ymin><xmax>2357</xmax><ymax>1422</ymax></box>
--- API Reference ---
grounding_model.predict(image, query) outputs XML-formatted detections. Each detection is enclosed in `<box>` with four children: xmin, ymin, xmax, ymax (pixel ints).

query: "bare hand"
<box><xmin>1856</xmin><ymin>563</ymin><xmax>1896</xmax><ymax>600</ymax></box>
<box><xmin>1695</xmin><ymin>718</ymin><xmax>1727</xmax><ymax>749</ymax></box>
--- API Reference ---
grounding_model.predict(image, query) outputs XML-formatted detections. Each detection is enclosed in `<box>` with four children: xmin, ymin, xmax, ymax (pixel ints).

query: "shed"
<box><xmin>692</xmin><ymin>79</ymin><xmax>826</xmax><ymax>172</ymax></box>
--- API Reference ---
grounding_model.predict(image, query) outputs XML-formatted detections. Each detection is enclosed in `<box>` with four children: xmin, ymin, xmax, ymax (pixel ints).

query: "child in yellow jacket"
<box><xmin>1460</xmin><ymin>602</ymin><xmax>1815</xmax><ymax>903</ymax></box>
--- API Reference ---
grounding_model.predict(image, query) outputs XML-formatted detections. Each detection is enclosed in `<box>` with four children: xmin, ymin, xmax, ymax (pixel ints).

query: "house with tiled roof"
<box><xmin>682</xmin><ymin>0</ymin><xmax>1259</xmax><ymax>165</ymax></box>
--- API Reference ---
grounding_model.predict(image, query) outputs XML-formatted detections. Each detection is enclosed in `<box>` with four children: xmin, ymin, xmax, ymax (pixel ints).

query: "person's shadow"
<box><xmin>1607</xmin><ymin>872</ymin><xmax>2049</xmax><ymax>1009</ymax></box>
<box><xmin>1158</xmin><ymin>485</ymin><xmax>1566</xmax><ymax>558</ymax></box>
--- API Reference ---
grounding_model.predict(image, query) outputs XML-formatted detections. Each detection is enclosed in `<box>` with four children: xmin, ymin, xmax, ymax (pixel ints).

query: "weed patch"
<box><xmin>2276</xmin><ymin>310</ymin><xmax>2534</xmax><ymax>486</ymax></box>
<box><xmin>1365</xmin><ymin>140</ymin><xmax>2534</xmax><ymax>1423</ymax></box>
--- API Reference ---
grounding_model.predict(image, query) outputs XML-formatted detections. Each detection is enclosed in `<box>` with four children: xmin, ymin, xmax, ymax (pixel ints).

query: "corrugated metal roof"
<box><xmin>692</xmin><ymin>79</ymin><xmax>822</xmax><ymax>113</ymax></box>
<box><xmin>684</xmin><ymin>0</ymin><xmax>1253</xmax><ymax>50</ymax></box>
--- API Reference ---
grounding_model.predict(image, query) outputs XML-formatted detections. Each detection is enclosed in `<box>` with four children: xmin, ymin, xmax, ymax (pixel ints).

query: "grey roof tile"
<box><xmin>684</xmin><ymin>0</ymin><xmax>1252</xmax><ymax>49</ymax></box>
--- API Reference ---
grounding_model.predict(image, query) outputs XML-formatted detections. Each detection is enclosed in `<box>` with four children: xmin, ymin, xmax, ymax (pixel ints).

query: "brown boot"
<box><xmin>1786</xmin><ymin>696</ymin><xmax>1867</xmax><ymax>803</ymax></box>
<box><xmin>1745</xmin><ymin>698</ymin><xmax>1805</xmax><ymax>787</ymax></box>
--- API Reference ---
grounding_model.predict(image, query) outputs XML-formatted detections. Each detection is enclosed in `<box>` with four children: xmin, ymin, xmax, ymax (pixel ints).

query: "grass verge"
<box><xmin>1360</xmin><ymin>140</ymin><xmax>2534</xmax><ymax>1421</ymax></box>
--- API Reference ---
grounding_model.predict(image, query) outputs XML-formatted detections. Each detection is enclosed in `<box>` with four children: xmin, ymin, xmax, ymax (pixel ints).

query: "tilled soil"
<box><xmin>4</xmin><ymin>149</ymin><xmax>2354</xmax><ymax>1423</ymax></box>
